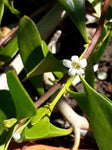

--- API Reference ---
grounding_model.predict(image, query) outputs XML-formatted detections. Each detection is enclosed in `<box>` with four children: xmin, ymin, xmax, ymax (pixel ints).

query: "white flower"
<box><xmin>13</xmin><ymin>132</ymin><xmax>23</xmax><ymax>143</ymax></box>
<box><xmin>63</xmin><ymin>55</ymin><xmax>87</xmax><ymax>76</ymax></box>
<box><xmin>13</xmin><ymin>132</ymin><xmax>21</xmax><ymax>141</ymax></box>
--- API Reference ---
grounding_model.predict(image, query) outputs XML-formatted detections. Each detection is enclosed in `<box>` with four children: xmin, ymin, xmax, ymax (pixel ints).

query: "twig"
<box><xmin>0</xmin><ymin>26</ymin><xmax>18</xmax><ymax>47</ymax></box>
<box><xmin>83</xmin><ymin>0</ymin><xmax>111</xmax><ymax>59</ymax></box>
<box><xmin>35</xmin><ymin>74</ymin><xmax>69</xmax><ymax>107</ymax></box>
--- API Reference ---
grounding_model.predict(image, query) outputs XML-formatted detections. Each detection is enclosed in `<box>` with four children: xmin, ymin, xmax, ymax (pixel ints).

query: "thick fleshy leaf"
<box><xmin>85</xmin><ymin>63</ymin><xmax>95</xmax><ymax>88</ymax></box>
<box><xmin>0</xmin><ymin>119</ymin><xmax>17</xmax><ymax>148</ymax></box>
<box><xmin>0</xmin><ymin>90</ymin><xmax>16</xmax><ymax>136</ymax></box>
<box><xmin>26</xmin><ymin>52</ymin><xmax>67</xmax><ymax>78</ymax></box>
<box><xmin>7</xmin><ymin>70</ymin><xmax>37</xmax><ymax>120</ymax></box>
<box><xmin>18</xmin><ymin>16</ymin><xmax>45</xmax><ymax>72</ymax></box>
<box><xmin>0</xmin><ymin>90</ymin><xmax>16</xmax><ymax>123</ymax></box>
<box><xmin>31</xmin><ymin>106</ymin><xmax>51</xmax><ymax>125</ymax></box>
<box><xmin>0</xmin><ymin>36</ymin><xmax>18</xmax><ymax>63</ymax></box>
<box><xmin>0</xmin><ymin>0</ymin><xmax>4</xmax><ymax>25</ymax></box>
<box><xmin>25</xmin><ymin>102</ymin><xmax>71</xmax><ymax>140</ymax></box>
<box><xmin>45</xmin><ymin>123</ymin><xmax>72</xmax><ymax>138</ymax></box>
<box><xmin>18</xmin><ymin>16</ymin><xmax>46</xmax><ymax>95</ymax></box>
<box><xmin>58</xmin><ymin>0</ymin><xmax>89</xmax><ymax>43</ymax></box>
<box><xmin>69</xmin><ymin>76</ymin><xmax>112</xmax><ymax>150</ymax></box>
<box><xmin>0</xmin><ymin>126</ymin><xmax>15</xmax><ymax>150</ymax></box>
<box><xmin>68</xmin><ymin>91</ymin><xmax>88</xmax><ymax>115</ymax></box>
<box><xmin>53</xmin><ymin>72</ymin><xmax>63</xmax><ymax>79</ymax></box>
<box><xmin>24</xmin><ymin>116</ymin><xmax>50</xmax><ymax>140</ymax></box>
<box><xmin>88</xmin><ymin>0</ymin><xmax>102</xmax><ymax>17</ymax></box>
<box><xmin>81</xmin><ymin>76</ymin><xmax>112</xmax><ymax>150</ymax></box>
<box><xmin>24</xmin><ymin>116</ymin><xmax>71</xmax><ymax>140</ymax></box>
<box><xmin>18</xmin><ymin>16</ymin><xmax>66</xmax><ymax>80</ymax></box>
<box><xmin>30</xmin><ymin>75</ymin><xmax>44</xmax><ymax>96</ymax></box>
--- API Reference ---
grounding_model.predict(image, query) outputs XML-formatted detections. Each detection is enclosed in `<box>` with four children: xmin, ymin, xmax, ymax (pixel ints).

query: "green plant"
<box><xmin>0</xmin><ymin>0</ymin><xmax>112</xmax><ymax>150</ymax></box>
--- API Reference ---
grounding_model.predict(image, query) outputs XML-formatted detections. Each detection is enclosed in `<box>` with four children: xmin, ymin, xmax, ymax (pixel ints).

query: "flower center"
<box><xmin>72</xmin><ymin>62</ymin><xmax>80</xmax><ymax>69</ymax></box>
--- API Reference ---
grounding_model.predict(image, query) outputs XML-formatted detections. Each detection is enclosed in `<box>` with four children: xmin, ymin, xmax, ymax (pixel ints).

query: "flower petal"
<box><xmin>80</xmin><ymin>59</ymin><xmax>87</xmax><ymax>68</ymax></box>
<box><xmin>77</xmin><ymin>68</ymin><xmax>84</xmax><ymax>75</ymax></box>
<box><xmin>72</xmin><ymin>75</ymin><xmax>80</xmax><ymax>85</ymax></box>
<box><xmin>13</xmin><ymin>133</ymin><xmax>21</xmax><ymax>141</ymax></box>
<box><xmin>63</xmin><ymin>59</ymin><xmax>72</xmax><ymax>68</ymax></box>
<box><xmin>71</xmin><ymin>55</ymin><xmax>79</xmax><ymax>63</ymax></box>
<box><xmin>68</xmin><ymin>68</ymin><xmax>77</xmax><ymax>76</ymax></box>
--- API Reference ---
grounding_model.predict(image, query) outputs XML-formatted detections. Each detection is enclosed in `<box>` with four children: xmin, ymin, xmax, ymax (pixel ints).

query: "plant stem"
<box><xmin>50</xmin><ymin>76</ymin><xmax>75</xmax><ymax>109</ymax></box>
<box><xmin>0</xmin><ymin>26</ymin><xmax>18</xmax><ymax>47</ymax></box>
<box><xmin>83</xmin><ymin>0</ymin><xmax>111</xmax><ymax>59</ymax></box>
<box><xmin>35</xmin><ymin>73</ymin><xmax>69</xmax><ymax>108</ymax></box>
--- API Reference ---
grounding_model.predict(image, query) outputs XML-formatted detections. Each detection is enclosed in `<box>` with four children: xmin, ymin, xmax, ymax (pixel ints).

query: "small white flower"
<box><xmin>63</xmin><ymin>55</ymin><xmax>87</xmax><ymax>76</ymax></box>
<box><xmin>13</xmin><ymin>132</ymin><xmax>21</xmax><ymax>142</ymax></box>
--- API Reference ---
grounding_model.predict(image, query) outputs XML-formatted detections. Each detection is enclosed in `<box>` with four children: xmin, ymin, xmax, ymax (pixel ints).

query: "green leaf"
<box><xmin>0</xmin><ymin>123</ymin><xmax>5</xmax><ymax>138</ymax></box>
<box><xmin>31</xmin><ymin>105</ymin><xmax>51</xmax><ymax>125</ymax></box>
<box><xmin>88</xmin><ymin>0</ymin><xmax>102</xmax><ymax>17</ymax></box>
<box><xmin>58</xmin><ymin>0</ymin><xmax>89</xmax><ymax>43</ymax></box>
<box><xmin>24</xmin><ymin>101</ymin><xmax>71</xmax><ymax>140</ymax></box>
<box><xmin>68</xmin><ymin>90</ymin><xmax>89</xmax><ymax>115</ymax></box>
<box><xmin>18</xmin><ymin>16</ymin><xmax>45</xmax><ymax>73</ymax></box>
<box><xmin>26</xmin><ymin>52</ymin><xmax>67</xmax><ymax>78</ymax></box>
<box><xmin>24</xmin><ymin>116</ymin><xmax>50</xmax><ymax>140</ymax></box>
<box><xmin>30</xmin><ymin>75</ymin><xmax>44</xmax><ymax>96</ymax></box>
<box><xmin>0</xmin><ymin>90</ymin><xmax>16</xmax><ymax>123</ymax></box>
<box><xmin>6</xmin><ymin>70</ymin><xmax>37</xmax><ymax>120</ymax></box>
<box><xmin>25</xmin><ymin>115</ymin><xmax>71</xmax><ymax>140</ymax></box>
<box><xmin>18</xmin><ymin>16</ymin><xmax>45</xmax><ymax>95</ymax></box>
<box><xmin>45</xmin><ymin>123</ymin><xmax>72</xmax><ymax>138</ymax></box>
<box><xmin>69</xmin><ymin>76</ymin><xmax>112</xmax><ymax>149</ymax></box>
<box><xmin>85</xmin><ymin>63</ymin><xmax>95</xmax><ymax>88</ymax></box>
<box><xmin>0</xmin><ymin>126</ymin><xmax>15</xmax><ymax>150</ymax></box>
<box><xmin>53</xmin><ymin>72</ymin><xmax>63</xmax><ymax>79</ymax></box>
<box><xmin>4</xmin><ymin>0</ymin><xmax>20</xmax><ymax>17</ymax></box>
<box><xmin>18</xmin><ymin>16</ymin><xmax>66</xmax><ymax>94</ymax></box>
<box><xmin>3</xmin><ymin>118</ymin><xmax>17</xmax><ymax>129</ymax></box>
<box><xmin>0</xmin><ymin>0</ymin><xmax>4</xmax><ymax>25</ymax></box>
<box><xmin>0</xmin><ymin>90</ymin><xmax>16</xmax><ymax>136</ymax></box>
<box><xmin>0</xmin><ymin>36</ymin><xmax>18</xmax><ymax>63</ymax></box>
<box><xmin>80</xmin><ymin>76</ymin><xmax>112</xmax><ymax>150</ymax></box>
<box><xmin>28</xmin><ymin>41</ymin><xmax>47</xmax><ymax>95</ymax></box>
